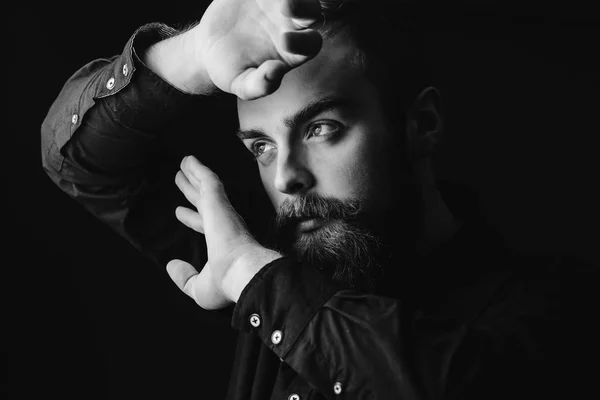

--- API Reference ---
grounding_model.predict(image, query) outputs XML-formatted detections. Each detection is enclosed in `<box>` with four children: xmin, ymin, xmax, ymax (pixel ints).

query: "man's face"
<box><xmin>237</xmin><ymin>32</ymin><xmax>419</xmax><ymax>291</ymax></box>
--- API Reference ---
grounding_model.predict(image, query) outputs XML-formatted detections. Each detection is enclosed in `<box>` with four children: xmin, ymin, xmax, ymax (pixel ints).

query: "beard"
<box><xmin>259</xmin><ymin>122</ymin><xmax>424</xmax><ymax>293</ymax></box>
<box><xmin>269</xmin><ymin>193</ymin><xmax>391</xmax><ymax>293</ymax></box>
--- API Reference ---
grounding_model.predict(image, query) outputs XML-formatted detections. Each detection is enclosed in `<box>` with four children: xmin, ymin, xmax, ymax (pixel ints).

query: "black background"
<box><xmin>5</xmin><ymin>1</ymin><xmax>600</xmax><ymax>398</ymax></box>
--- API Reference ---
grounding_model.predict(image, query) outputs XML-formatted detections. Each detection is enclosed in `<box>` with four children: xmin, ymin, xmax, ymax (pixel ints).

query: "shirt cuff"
<box><xmin>94</xmin><ymin>22</ymin><xmax>208</xmax><ymax>133</ymax></box>
<box><xmin>231</xmin><ymin>257</ymin><xmax>349</xmax><ymax>360</ymax></box>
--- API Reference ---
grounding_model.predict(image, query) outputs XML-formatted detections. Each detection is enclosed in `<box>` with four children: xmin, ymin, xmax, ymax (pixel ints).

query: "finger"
<box><xmin>281</xmin><ymin>0</ymin><xmax>322</xmax><ymax>28</ymax></box>
<box><xmin>182</xmin><ymin>156</ymin><xmax>221</xmax><ymax>189</ymax></box>
<box><xmin>230</xmin><ymin>60</ymin><xmax>288</xmax><ymax>100</ymax></box>
<box><xmin>281</xmin><ymin>30</ymin><xmax>322</xmax><ymax>58</ymax></box>
<box><xmin>166</xmin><ymin>259</ymin><xmax>200</xmax><ymax>300</ymax></box>
<box><xmin>180</xmin><ymin>156</ymin><xmax>205</xmax><ymax>189</ymax></box>
<box><xmin>181</xmin><ymin>156</ymin><xmax>237</xmax><ymax>218</ymax></box>
<box><xmin>175</xmin><ymin>206</ymin><xmax>205</xmax><ymax>234</ymax></box>
<box><xmin>175</xmin><ymin>170</ymin><xmax>201</xmax><ymax>208</ymax></box>
<box><xmin>167</xmin><ymin>260</ymin><xmax>229</xmax><ymax>310</ymax></box>
<box><xmin>182</xmin><ymin>156</ymin><xmax>249</xmax><ymax>234</ymax></box>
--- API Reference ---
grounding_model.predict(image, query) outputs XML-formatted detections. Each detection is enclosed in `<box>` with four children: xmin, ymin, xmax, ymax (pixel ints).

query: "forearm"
<box><xmin>41</xmin><ymin>24</ymin><xmax>203</xmax><ymax>180</ymax></box>
<box><xmin>40</xmin><ymin>23</ymin><xmax>220</xmax><ymax>268</ymax></box>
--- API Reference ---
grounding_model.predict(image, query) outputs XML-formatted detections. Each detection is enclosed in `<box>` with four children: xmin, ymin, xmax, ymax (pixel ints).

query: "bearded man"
<box><xmin>42</xmin><ymin>1</ymin><xmax>568</xmax><ymax>399</ymax></box>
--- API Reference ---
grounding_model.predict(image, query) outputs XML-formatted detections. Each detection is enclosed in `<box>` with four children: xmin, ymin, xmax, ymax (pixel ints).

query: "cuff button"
<box><xmin>122</xmin><ymin>63</ymin><xmax>129</xmax><ymax>76</ymax></box>
<box><xmin>106</xmin><ymin>77</ymin><xmax>115</xmax><ymax>90</ymax></box>
<box><xmin>249</xmin><ymin>313</ymin><xmax>261</xmax><ymax>328</ymax></box>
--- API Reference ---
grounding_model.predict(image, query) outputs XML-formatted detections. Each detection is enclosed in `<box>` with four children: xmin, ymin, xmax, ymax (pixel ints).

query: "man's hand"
<box><xmin>168</xmin><ymin>155</ymin><xmax>282</xmax><ymax>310</ymax></box>
<box><xmin>146</xmin><ymin>0</ymin><xmax>324</xmax><ymax>99</ymax></box>
<box><xmin>194</xmin><ymin>0</ymin><xmax>323</xmax><ymax>99</ymax></box>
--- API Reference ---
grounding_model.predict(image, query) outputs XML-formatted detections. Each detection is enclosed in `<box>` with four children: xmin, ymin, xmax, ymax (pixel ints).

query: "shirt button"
<box><xmin>271</xmin><ymin>330</ymin><xmax>283</xmax><ymax>345</ymax></box>
<box><xmin>71</xmin><ymin>114</ymin><xmax>78</xmax><ymax>124</ymax></box>
<box><xmin>249</xmin><ymin>313</ymin><xmax>261</xmax><ymax>328</ymax></box>
<box><xmin>288</xmin><ymin>394</ymin><xmax>300</xmax><ymax>400</ymax></box>
<box><xmin>106</xmin><ymin>77</ymin><xmax>115</xmax><ymax>90</ymax></box>
<box><xmin>122</xmin><ymin>63</ymin><xmax>129</xmax><ymax>76</ymax></box>
<box><xmin>333</xmin><ymin>381</ymin><xmax>343</xmax><ymax>395</ymax></box>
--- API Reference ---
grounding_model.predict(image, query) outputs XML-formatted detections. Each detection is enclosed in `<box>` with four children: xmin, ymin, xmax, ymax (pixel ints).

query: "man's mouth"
<box><xmin>297</xmin><ymin>217</ymin><xmax>327</xmax><ymax>233</ymax></box>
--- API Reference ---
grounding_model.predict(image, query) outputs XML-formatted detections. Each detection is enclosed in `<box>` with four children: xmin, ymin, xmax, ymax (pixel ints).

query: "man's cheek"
<box><xmin>258</xmin><ymin>166</ymin><xmax>275</xmax><ymax>195</ymax></box>
<box><xmin>336</xmin><ymin>154</ymin><xmax>378</xmax><ymax>200</ymax></box>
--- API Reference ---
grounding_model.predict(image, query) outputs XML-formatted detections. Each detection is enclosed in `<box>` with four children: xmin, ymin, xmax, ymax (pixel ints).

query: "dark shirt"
<box><xmin>41</xmin><ymin>23</ymin><xmax>571</xmax><ymax>400</ymax></box>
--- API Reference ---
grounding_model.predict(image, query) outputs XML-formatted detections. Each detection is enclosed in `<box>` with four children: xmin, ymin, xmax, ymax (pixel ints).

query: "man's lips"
<box><xmin>297</xmin><ymin>217</ymin><xmax>327</xmax><ymax>233</ymax></box>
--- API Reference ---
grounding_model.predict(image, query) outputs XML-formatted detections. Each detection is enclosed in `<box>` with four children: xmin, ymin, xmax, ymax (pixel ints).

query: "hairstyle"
<box><xmin>315</xmin><ymin>0</ymin><xmax>432</xmax><ymax>128</ymax></box>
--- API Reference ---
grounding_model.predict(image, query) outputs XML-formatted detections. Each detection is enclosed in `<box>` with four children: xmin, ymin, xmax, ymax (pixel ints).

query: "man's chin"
<box><xmin>284</xmin><ymin>219</ymin><xmax>383</xmax><ymax>293</ymax></box>
<box><xmin>292</xmin><ymin>219</ymin><xmax>345</xmax><ymax>255</ymax></box>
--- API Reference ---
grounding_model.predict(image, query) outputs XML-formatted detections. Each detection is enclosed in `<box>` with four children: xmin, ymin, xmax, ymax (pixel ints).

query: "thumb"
<box><xmin>230</xmin><ymin>60</ymin><xmax>288</xmax><ymax>100</ymax></box>
<box><xmin>166</xmin><ymin>259</ymin><xmax>229</xmax><ymax>310</ymax></box>
<box><xmin>166</xmin><ymin>259</ymin><xmax>201</xmax><ymax>299</ymax></box>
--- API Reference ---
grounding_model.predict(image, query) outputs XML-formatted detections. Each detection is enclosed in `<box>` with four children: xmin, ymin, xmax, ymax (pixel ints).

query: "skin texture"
<box><xmin>168</xmin><ymin>10</ymin><xmax>461</xmax><ymax>309</ymax></box>
<box><xmin>236</xmin><ymin>27</ymin><xmax>462</xmax><ymax>268</ymax></box>
<box><xmin>237</xmin><ymin>31</ymin><xmax>400</xmax><ymax>220</ymax></box>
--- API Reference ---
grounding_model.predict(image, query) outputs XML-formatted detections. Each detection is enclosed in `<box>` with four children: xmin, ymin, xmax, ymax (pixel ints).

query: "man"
<box><xmin>41</xmin><ymin>0</ymin><xmax>567</xmax><ymax>398</ymax></box>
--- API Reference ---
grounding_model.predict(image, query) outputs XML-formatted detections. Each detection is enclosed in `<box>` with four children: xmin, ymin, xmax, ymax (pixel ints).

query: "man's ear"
<box><xmin>405</xmin><ymin>86</ymin><xmax>444</xmax><ymax>160</ymax></box>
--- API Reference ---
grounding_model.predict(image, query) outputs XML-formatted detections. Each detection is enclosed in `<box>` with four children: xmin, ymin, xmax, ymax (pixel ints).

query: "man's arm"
<box><xmin>40</xmin><ymin>23</ymin><xmax>224</xmax><ymax>268</ymax></box>
<box><xmin>41</xmin><ymin>0</ymin><xmax>325</xmax><ymax>269</ymax></box>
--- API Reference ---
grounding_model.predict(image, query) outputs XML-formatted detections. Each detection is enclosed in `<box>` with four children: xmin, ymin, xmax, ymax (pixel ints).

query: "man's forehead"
<box><xmin>237</xmin><ymin>36</ymin><xmax>369</xmax><ymax>128</ymax></box>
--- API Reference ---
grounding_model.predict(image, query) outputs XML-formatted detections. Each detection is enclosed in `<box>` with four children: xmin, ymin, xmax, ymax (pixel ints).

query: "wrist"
<box><xmin>226</xmin><ymin>246</ymin><xmax>283</xmax><ymax>303</ymax></box>
<box><xmin>143</xmin><ymin>27</ymin><xmax>217</xmax><ymax>95</ymax></box>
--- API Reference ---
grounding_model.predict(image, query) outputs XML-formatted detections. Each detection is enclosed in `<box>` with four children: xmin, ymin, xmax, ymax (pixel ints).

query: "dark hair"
<box><xmin>316</xmin><ymin>0</ymin><xmax>431</xmax><ymax>128</ymax></box>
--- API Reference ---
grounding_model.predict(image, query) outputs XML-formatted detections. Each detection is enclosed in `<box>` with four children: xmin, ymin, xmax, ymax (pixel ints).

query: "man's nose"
<box><xmin>273</xmin><ymin>146</ymin><xmax>315</xmax><ymax>195</ymax></box>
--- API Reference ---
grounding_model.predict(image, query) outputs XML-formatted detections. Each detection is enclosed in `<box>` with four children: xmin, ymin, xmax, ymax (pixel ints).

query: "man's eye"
<box><xmin>252</xmin><ymin>141</ymin><xmax>275</xmax><ymax>158</ymax></box>
<box><xmin>307</xmin><ymin>122</ymin><xmax>340</xmax><ymax>138</ymax></box>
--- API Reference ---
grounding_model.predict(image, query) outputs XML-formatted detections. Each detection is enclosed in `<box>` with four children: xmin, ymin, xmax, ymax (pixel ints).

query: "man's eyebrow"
<box><xmin>236</xmin><ymin>96</ymin><xmax>351</xmax><ymax>140</ymax></box>
<box><xmin>235</xmin><ymin>128</ymin><xmax>267</xmax><ymax>140</ymax></box>
<box><xmin>283</xmin><ymin>96</ymin><xmax>350</xmax><ymax>129</ymax></box>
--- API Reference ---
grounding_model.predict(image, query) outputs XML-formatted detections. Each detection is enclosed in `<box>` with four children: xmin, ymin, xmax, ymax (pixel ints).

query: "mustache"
<box><xmin>275</xmin><ymin>194</ymin><xmax>363</xmax><ymax>229</ymax></box>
